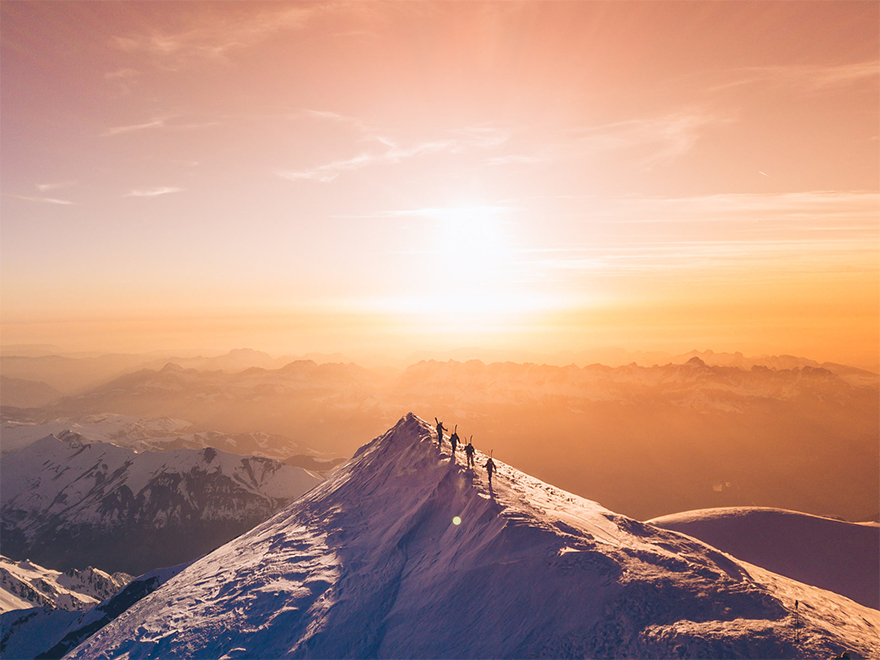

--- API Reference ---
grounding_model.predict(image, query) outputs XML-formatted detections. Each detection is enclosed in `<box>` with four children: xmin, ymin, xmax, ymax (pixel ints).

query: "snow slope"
<box><xmin>0</xmin><ymin>561</ymin><xmax>191</xmax><ymax>660</ymax></box>
<box><xmin>0</xmin><ymin>555</ymin><xmax>131</xmax><ymax>613</ymax></box>
<box><xmin>1</xmin><ymin>434</ymin><xmax>322</xmax><ymax>574</ymax></box>
<box><xmin>648</xmin><ymin>507</ymin><xmax>880</xmax><ymax>609</ymax></box>
<box><xmin>68</xmin><ymin>414</ymin><xmax>877</xmax><ymax>659</ymax></box>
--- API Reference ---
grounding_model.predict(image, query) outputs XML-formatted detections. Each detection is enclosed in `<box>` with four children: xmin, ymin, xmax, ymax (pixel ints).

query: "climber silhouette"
<box><xmin>465</xmin><ymin>437</ymin><xmax>475</xmax><ymax>468</ymax></box>
<box><xmin>435</xmin><ymin>418</ymin><xmax>446</xmax><ymax>449</ymax></box>
<box><xmin>449</xmin><ymin>425</ymin><xmax>459</xmax><ymax>454</ymax></box>
<box><xmin>485</xmin><ymin>456</ymin><xmax>496</xmax><ymax>486</ymax></box>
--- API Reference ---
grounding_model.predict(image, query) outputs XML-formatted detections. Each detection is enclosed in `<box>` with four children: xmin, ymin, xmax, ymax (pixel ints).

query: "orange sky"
<box><xmin>2</xmin><ymin>2</ymin><xmax>878</xmax><ymax>369</ymax></box>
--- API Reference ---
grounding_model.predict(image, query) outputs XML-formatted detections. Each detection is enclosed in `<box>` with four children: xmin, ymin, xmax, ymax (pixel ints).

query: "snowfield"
<box><xmin>648</xmin><ymin>507</ymin><xmax>879</xmax><ymax>610</ymax></box>
<box><xmin>65</xmin><ymin>414</ymin><xmax>877</xmax><ymax>659</ymax></box>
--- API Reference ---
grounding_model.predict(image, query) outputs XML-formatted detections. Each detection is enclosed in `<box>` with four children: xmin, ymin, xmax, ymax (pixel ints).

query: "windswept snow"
<box><xmin>66</xmin><ymin>414</ymin><xmax>878</xmax><ymax>659</ymax></box>
<box><xmin>648</xmin><ymin>507</ymin><xmax>880</xmax><ymax>609</ymax></box>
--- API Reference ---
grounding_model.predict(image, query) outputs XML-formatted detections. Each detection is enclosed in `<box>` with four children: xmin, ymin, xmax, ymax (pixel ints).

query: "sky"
<box><xmin>2</xmin><ymin>1</ymin><xmax>878</xmax><ymax>369</ymax></box>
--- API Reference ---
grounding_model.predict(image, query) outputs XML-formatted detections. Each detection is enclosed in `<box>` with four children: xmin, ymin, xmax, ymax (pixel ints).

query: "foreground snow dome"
<box><xmin>68</xmin><ymin>414</ymin><xmax>877</xmax><ymax>659</ymax></box>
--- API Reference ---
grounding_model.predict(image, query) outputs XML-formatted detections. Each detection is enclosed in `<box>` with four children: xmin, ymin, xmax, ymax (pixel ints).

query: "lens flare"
<box><xmin>452</xmin><ymin>516</ymin><xmax>462</xmax><ymax>526</ymax></box>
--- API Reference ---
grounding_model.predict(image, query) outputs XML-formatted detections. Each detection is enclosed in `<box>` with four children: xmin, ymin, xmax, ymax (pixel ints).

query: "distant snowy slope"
<box><xmin>0</xmin><ymin>413</ymin><xmax>314</xmax><ymax>459</ymax></box>
<box><xmin>0</xmin><ymin>555</ymin><xmax>131</xmax><ymax>613</ymax></box>
<box><xmin>648</xmin><ymin>507</ymin><xmax>880</xmax><ymax>609</ymax></box>
<box><xmin>0</xmin><ymin>414</ymin><xmax>192</xmax><ymax>455</ymax></box>
<box><xmin>0</xmin><ymin>560</ymin><xmax>191</xmax><ymax>660</ymax></box>
<box><xmin>1</xmin><ymin>434</ymin><xmax>322</xmax><ymax>575</ymax></box>
<box><xmin>68</xmin><ymin>414</ymin><xmax>877</xmax><ymax>660</ymax></box>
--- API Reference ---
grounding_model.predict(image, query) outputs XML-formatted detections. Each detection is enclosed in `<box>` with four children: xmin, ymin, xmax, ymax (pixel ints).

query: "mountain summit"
<box><xmin>69</xmin><ymin>414</ymin><xmax>877</xmax><ymax>659</ymax></box>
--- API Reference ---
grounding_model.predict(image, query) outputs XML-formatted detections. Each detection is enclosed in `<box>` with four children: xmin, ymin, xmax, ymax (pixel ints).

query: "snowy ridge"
<box><xmin>648</xmin><ymin>507</ymin><xmax>880</xmax><ymax>609</ymax></box>
<box><xmin>1</xmin><ymin>434</ymin><xmax>323</xmax><ymax>575</ymax></box>
<box><xmin>0</xmin><ymin>555</ymin><xmax>131</xmax><ymax>613</ymax></box>
<box><xmin>68</xmin><ymin>414</ymin><xmax>877</xmax><ymax>659</ymax></box>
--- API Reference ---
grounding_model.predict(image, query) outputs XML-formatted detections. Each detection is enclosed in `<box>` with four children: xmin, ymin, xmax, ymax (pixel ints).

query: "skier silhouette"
<box><xmin>485</xmin><ymin>455</ymin><xmax>496</xmax><ymax>486</ymax></box>
<box><xmin>464</xmin><ymin>437</ymin><xmax>475</xmax><ymax>467</ymax></box>
<box><xmin>434</xmin><ymin>418</ymin><xmax>447</xmax><ymax>449</ymax></box>
<box><xmin>449</xmin><ymin>425</ymin><xmax>459</xmax><ymax>454</ymax></box>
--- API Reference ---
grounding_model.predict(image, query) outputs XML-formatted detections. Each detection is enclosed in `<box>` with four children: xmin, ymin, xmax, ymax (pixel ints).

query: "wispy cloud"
<box><xmin>333</xmin><ymin>204</ymin><xmax>513</xmax><ymax>221</ymax></box>
<box><xmin>126</xmin><ymin>187</ymin><xmax>183</xmax><ymax>198</ymax></box>
<box><xmin>569</xmin><ymin>111</ymin><xmax>729</xmax><ymax>170</ymax></box>
<box><xmin>278</xmin><ymin>126</ymin><xmax>510</xmax><ymax>183</ymax></box>
<box><xmin>35</xmin><ymin>181</ymin><xmax>75</xmax><ymax>192</ymax></box>
<box><xmin>279</xmin><ymin>141</ymin><xmax>450</xmax><ymax>183</ymax></box>
<box><xmin>301</xmin><ymin>109</ymin><xmax>369</xmax><ymax>132</ymax></box>
<box><xmin>511</xmin><ymin>191</ymin><xmax>879</xmax><ymax>280</ymax></box>
<box><xmin>8</xmin><ymin>194</ymin><xmax>74</xmax><ymax>205</ymax></box>
<box><xmin>102</xmin><ymin>116</ymin><xmax>221</xmax><ymax>137</ymax></box>
<box><xmin>709</xmin><ymin>60</ymin><xmax>879</xmax><ymax>93</ymax></box>
<box><xmin>110</xmin><ymin>6</ymin><xmax>319</xmax><ymax>67</ymax></box>
<box><xmin>103</xmin><ymin>118</ymin><xmax>167</xmax><ymax>137</ymax></box>
<box><xmin>486</xmin><ymin>154</ymin><xmax>544</xmax><ymax>166</ymax></box>
<box><xmin>105</xmin><ymin>68</ymin><xmax>139</xmax><ymax>80</ymax></box>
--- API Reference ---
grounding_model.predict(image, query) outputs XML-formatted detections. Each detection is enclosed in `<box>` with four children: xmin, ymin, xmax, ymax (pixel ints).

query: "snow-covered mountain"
<box><xmin>648</xmin><ymin>507</ymin><xmax>880</xmax><ymax>610</ymax></box>
<box><xmin>1</xmin><ymin>412</ymin><xmax>317</xmax><ymax>459</ymax></box>
<box><xmin>0</xmin><ymin>555</ymin><xmax>131</xmax><ymax>613</ymax></box>
<box><xmin>66</xmin><ymin>414</ymin><xmax>878</xmax><ymax>659</ymax></box>
<box><xmin>1</xmin><ymin>434</ymin><xmax>323</xmax><ymax>575</ymax></box>
<box><xmin>0</xmin><ymin>560</ymin><xmax>190</xmax><ymax>660</ymax></box>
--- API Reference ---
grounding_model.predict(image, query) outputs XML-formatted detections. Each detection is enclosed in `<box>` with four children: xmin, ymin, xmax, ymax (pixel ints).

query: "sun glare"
<box><xmin>432</xmin><ymin>206</ymin><xmax>507</xmax><ymax>285</ymax></box>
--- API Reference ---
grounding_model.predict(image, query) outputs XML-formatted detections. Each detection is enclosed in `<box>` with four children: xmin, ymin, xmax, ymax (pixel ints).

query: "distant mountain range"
<box><xmin>2</xmin><ymin>353</ymin><xmax>875</xmax><ymax>523</ymax></box>
<box><xmin>0</xmin><ymin>434</ymin><xmax>323</xmax><ymax>575</ymax></box>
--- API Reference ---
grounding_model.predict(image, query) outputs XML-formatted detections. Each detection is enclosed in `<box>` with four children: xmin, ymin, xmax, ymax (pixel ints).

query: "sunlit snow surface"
<box><xmin>68</xmin><ymin>414</ymin><xmax>878</xmax><ymax>659</ymax></box>
<box><xmin>649</xmin><ymin>507</ymin><xmax>879</xmax><ymax>609</ymax></box>
<box><xmin>0</xmin><ymin>555</ymin><xmax>130</xmax><ymax>613</ymax></box>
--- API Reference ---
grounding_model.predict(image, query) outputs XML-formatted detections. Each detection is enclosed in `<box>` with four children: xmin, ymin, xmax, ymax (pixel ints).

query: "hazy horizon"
<box><xmin>2</xmin><ymin>342</ymin><xmax>879</xmax><ymax>374</ymax></box>
<box><xmin>2</xmin><ymin>2</ymin><xmax>877</xmax><ymax>372</ymax></box>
